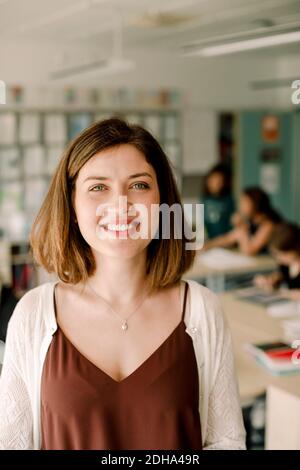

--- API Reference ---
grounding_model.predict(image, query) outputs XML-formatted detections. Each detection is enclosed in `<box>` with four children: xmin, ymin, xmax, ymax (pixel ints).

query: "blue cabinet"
<box><xmin>239</xmin><ymin>111</ymin><xmax>299</xmax><ymax>223</ymax></box>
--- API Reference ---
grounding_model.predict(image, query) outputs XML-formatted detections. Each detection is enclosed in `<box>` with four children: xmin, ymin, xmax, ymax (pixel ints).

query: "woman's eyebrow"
<box><xmin>83</xmin><ymin>176</ymin><xmax>109</xmax><ymax>182</ymax></box>
<box><xmin>128</xmin><ymin>172</ymin><xmax>153</xmax><ymax>180</ymax></box>
<box><xmin>83</xmin><ymin>172</ymin><xmax>153</xmax><ymax>182</ymax></box>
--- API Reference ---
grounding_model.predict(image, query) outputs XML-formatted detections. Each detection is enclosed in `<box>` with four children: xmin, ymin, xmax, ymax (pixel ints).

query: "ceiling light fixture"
<box><xmin>50</xmin><ymin>10</ymin><xmax>134</xmax><ymax>81</ymax></box>
<box><xmin>184</xmin><ymin>29</ymin><xmax>300</xmax><ymax>57</ymax></box>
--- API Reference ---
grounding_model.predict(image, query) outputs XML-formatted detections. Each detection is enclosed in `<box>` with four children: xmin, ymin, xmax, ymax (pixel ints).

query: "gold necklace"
<box><xmin>87</xmin><ymin>281</ymin><xmax>151</xmax><ymax>331</ymax></box>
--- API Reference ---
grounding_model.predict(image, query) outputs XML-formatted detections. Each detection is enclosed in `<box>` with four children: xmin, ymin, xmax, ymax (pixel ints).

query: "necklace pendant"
<box><xmin>121</xmin><ymin>321</ymin><xmax>128</xmax><ymax>331</ymax></box>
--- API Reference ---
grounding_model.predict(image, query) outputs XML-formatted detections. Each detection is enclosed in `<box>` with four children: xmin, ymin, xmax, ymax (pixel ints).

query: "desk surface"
<box><xmin>220</xmin><ymin>291</ymin><xmax>300</xmax><ymax>404</ymax></box>
<box><xmin>187</xmin><ymin>252</ymin><xmax>277</xmax><ymax>279</ymax></box>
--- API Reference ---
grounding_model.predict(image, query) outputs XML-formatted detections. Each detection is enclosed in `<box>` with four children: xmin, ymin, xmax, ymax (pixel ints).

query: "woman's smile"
<box><xmin>97</xmin><ymin>219</ymin><xmax>141</xmax><ymax>238</ymax></box>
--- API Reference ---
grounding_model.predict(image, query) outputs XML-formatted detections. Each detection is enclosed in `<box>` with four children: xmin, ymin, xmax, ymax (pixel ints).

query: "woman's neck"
<box><xmin>87</xmin><ymin>252</ymin><xmax>150</xmax><ymax>306</ymax></box>
<box><xmin>252</xmin><ymin>212</ymin><xmax>266</xmax><ymax>225</ymax></box>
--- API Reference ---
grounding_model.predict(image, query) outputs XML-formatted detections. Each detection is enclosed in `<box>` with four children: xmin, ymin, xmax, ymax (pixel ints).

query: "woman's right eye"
<box><xmin>90</xmin><ymin>184</ymin><xmax>106</xmax><ymax>192</ymax></box>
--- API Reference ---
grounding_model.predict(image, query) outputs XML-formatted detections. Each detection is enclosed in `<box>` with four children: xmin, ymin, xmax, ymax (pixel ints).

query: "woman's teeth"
<box><xmin>106</xmin><ymin>223</ymin><xmax>134</xmax><ymax>231</ymax></box>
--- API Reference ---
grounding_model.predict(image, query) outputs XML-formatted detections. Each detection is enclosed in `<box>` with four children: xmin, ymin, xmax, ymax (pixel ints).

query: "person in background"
<box><xmin>204</xmin><ymin>187</ymin><xmax>282</xmax><ymax>256</ymax></box>
<box><xmin>202</xmin><ymin>163</ymin><xmax>235</xmax><ymax>239</ymax></box>
<box><xmin>254</xmin><ymin>222</ymin><xmax>300</xmax><ymax>300</ymax></box>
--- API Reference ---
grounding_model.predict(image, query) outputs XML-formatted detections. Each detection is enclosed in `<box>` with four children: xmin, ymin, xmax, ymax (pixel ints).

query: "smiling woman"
<box><xmin>0</xmin><ymin>117</ymin><xmax>246</xmax><ymax>450</ymax></box>
<box><xmin>30</xmin><ymin>117</ymin><xmax>194</xmax><ymax>290</ymax></box>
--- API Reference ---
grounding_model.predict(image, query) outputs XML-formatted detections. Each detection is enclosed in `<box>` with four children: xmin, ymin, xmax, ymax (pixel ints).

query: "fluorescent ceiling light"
<box><xmin>186</xmin><ymin>30</ymin><xmax>300</xmax><ymax>57</ymax></box>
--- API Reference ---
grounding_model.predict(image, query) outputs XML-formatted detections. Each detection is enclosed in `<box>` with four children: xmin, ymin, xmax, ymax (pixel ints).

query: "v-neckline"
<box><xmin>51</xmin><ymin>280</ymin><xmax>189</xmax><ymax>385</ymax></box>
<box><xmin>57</xmin><ymin>318</ymin><xmax>184</xmax><ymax>385</ymax></box>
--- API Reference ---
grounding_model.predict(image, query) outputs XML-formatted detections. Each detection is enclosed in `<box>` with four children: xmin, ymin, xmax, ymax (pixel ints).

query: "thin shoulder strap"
<box><xmin>181</xmin><ymin>281</ymin><xmax>189</xmax><ymax>321</ymax></box>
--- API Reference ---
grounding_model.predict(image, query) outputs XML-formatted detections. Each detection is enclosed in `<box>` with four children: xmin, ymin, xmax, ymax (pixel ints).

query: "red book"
<box><xmin>266</xmin><ymin>348</ymin><xmax>296</xmax><ymax>361</ymax></box>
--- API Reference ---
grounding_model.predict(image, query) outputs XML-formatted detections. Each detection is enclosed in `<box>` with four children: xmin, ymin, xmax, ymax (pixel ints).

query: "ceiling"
<box><xmin>0</xmin><ymin>0</ymin><xmax>300</xmax><ymax>58</ymax></box>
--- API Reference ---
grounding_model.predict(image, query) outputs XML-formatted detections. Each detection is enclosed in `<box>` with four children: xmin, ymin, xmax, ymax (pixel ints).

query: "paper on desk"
<box><xmin>281</xmin><ymin>318</ymin><xmax>300</xmax><ymax>343</ymax></box>
<box><xmin>198</xmin><ymin>248</ymin><xmax>257</xmax><ymax>270</ymax></box>
<box><xmin>267</xmin><ymin>301</ymin><xmax>300</xmax><ymax>318</ymax></box>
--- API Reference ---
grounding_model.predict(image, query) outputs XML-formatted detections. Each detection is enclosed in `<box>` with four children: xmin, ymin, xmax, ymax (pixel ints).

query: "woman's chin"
<box><xmin>91</xmin><ymin>234</ymin><xmax>150</xmax><ymax>258</ymax></box>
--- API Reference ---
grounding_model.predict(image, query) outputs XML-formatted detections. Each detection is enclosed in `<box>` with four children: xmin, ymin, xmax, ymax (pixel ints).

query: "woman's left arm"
<box><xmin>236</xmin><ymin>221</ymin><xmax>274</xmax><ymax>256</ymax></box>
<box><xmin>203</xmin><ymin>292</ymin><xmax>247</xmax><ymax>450</ymax></box>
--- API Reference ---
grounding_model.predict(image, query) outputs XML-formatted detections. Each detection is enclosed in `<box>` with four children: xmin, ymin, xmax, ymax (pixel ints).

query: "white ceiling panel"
<box><xmin>0</xmin><ymin>0</ymin><xmax>299</xmax><ymax>57</ymax></box>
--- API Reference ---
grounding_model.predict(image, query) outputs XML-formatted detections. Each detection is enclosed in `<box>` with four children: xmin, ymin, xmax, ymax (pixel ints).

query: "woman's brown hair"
<box><xmin>30</xmin><ymin>117</ymin><xmax>196</xmax><ymax>291</ymax></box>
<box><xmin>243</xmin><ymin>186</ymin><xmax>282</xmax><ymax>223</ymax></box>
<box><xmin>269</xmin><ymin>222</ymin><xmax>300</xmax><ymax>254</ymax></box>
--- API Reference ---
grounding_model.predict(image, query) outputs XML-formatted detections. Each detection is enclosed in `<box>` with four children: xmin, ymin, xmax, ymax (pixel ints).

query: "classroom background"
<box><xmin>1</xmin><ymin>0</ymin><xmax>300</xmax><ymax>450</ymax></box>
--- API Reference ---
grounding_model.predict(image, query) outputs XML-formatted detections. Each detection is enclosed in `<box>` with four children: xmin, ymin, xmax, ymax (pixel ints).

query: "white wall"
<box><xmin>0</xmin><ymin>41</ymin><xmax>287</xmax><ymax>108</ymax></box>
<box><xmin>1</xmin><ymin>41</ymin><xmax>298</xmax><ymax>179</ymax></box>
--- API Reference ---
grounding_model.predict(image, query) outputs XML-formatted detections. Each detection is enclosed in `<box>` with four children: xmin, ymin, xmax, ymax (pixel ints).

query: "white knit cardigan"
<box><xmin>0</xmin><ymin>279</ymin><xmax>246</xmax><ymax>450</ymax></box>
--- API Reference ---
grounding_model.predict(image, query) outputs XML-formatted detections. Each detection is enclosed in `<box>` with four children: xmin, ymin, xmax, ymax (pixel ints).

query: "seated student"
<box><xmin>202</xmin><ymin>163</ymin><xmax>235</xmax><ymax>239</ymax></box>
<box><xmin>254</xmin><ymin>222</ymin><xmax>300</xmax><ymax>300</ymax></box>
<box><xmin>204</xmin><ymin>187</ymin><xmax>282</xmax><ymax>256</ymax></box>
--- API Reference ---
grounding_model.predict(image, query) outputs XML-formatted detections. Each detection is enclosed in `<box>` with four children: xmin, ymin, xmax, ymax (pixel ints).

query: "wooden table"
<box><xmin>186</xmin><ymin>251</ymin><xmax>277</xmax><ymax>292</ymax></box>
<box><xmin>220</xmin><ymin>291</ymin><xmax>300</xmax><ymax>449</ymax></box>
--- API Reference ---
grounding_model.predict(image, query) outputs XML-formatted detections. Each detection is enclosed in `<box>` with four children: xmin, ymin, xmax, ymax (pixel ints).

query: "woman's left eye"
<box><xmin>132</xmin><ymin>182</ymin><xmax>149</xmax><ymax>190</ymax></box>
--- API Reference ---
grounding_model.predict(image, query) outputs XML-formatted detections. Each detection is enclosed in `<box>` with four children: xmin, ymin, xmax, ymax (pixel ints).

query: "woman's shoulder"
<box><xmin>8</xmin><ymin>281</ymin><xmax>56</xmax><ymax>333</ymax></box>
<box><xmin>187</xmin><ymin>278</ymin><xmax>221</xmax><ymax>303</ymax></box>
<box><xmin>15</xmin><ymin>281</ymin><xmax>55</xmax><ymax>309</ymax></box>
<box><xmin>185</xmin><ymin>279</ymin><xmax>225</xmax><ymax>327</ymax></box>
<box><xmin>185</xmin><ymin>280</ymin><xmax>229</xmax><ymax>359</ymax></box>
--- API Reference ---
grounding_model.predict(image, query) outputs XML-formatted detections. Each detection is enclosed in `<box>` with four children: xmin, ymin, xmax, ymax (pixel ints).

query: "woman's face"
<box><xmin>239</xmin><ymin>194</ymin><xmax>254</xmax><ymax>219</ymax></box>
<box><xmin>74</xmin><ymin>143</ymin><xmax>160</xmax><ymax>260</ymax></box>
<box><xmin>207</xmin><ymin>172</ymin><xmax>225</xmax><ymax>196</ymax></box>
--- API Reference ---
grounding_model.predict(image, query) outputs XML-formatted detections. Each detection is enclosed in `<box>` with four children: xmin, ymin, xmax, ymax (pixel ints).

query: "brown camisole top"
<box><xmin>40</xmin><ymin>281</ymin><xmax>202</xmax><ymax>450</ymax></box>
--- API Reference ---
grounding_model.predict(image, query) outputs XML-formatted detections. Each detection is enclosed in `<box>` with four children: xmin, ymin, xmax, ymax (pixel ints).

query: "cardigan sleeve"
<box><xmin>202</xmin><ymin>289</ymin><xmax>247</xmax><ymax>450</ymax></box>
<box><xmin>0</xmin><ymin>300</ymin><xmax>34</xmax><ymax>449</ymax></box>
